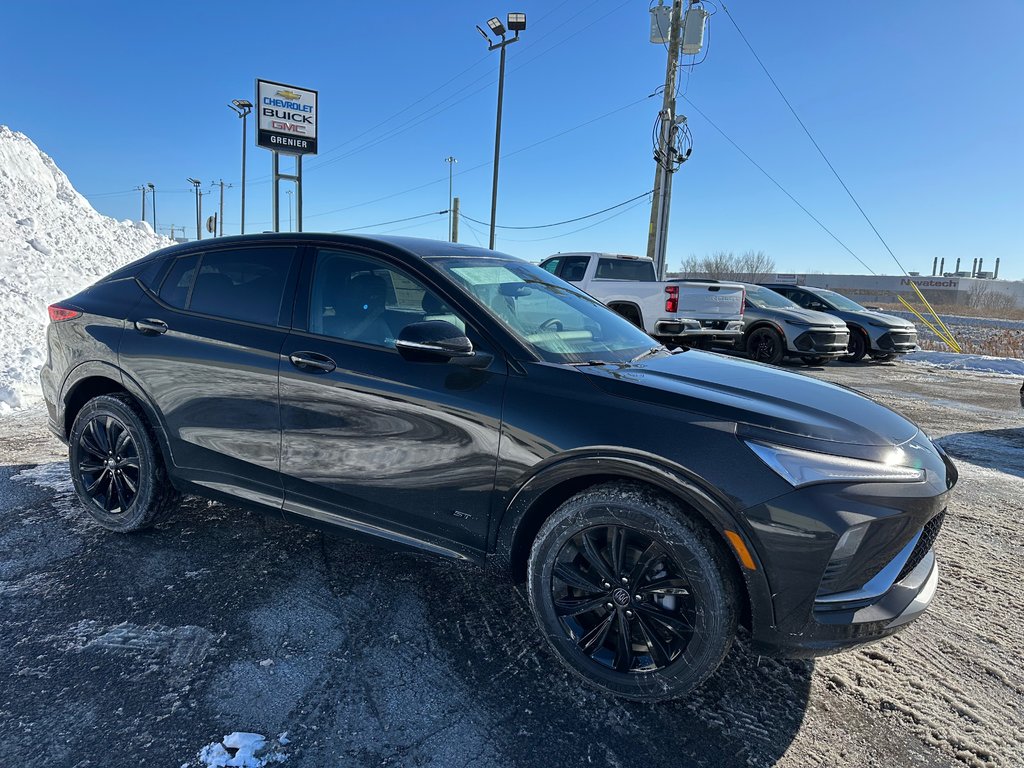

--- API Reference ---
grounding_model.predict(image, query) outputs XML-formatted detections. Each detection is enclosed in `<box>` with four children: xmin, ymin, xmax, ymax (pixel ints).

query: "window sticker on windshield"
<box><xmin>450</xmin><ymin>266</ymin><xmax>524</xmax><ymax>285</ymax></box>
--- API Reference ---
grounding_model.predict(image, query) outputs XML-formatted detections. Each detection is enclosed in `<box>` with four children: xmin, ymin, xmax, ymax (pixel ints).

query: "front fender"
<box><xmin>491</xmin><ymin>449</ymin><xmax>776</xmax><ymax>630</ymax></box>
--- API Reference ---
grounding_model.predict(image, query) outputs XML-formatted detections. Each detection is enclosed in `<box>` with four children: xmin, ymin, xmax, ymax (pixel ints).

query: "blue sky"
<box><xmin>3</xmin><ymin>1</ymin><xmax>1022</xmax><ymax>277</ymax></box>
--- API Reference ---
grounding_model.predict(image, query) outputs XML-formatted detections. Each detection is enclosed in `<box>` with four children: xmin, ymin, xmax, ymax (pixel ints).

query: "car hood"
<box><xmin>750</xmin><ymin>306</ymin><xmax>844</xmax><ymax>327</ymax></box>
<box><xmin>584</xmin><ymin>350</ymin><xmax>919</xmax><ymax>448</ymax></box>
<box><xmin>830</xmin><ymin>308</ymin><xmax>915</xmax><ymax>329</ymax></box>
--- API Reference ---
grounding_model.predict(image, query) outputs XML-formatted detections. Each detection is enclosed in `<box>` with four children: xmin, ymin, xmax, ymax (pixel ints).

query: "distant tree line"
<box><xmin>675</xmin><ymin>250</ymin><xmax>777</xmax><ymax>283</ymax></box>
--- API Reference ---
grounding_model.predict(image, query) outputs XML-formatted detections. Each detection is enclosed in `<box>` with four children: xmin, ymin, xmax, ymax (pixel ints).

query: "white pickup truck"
<box><xmin>539</xmin><ymin>252</ymin><xmax>745</xmax><ymax>347</ymax></box>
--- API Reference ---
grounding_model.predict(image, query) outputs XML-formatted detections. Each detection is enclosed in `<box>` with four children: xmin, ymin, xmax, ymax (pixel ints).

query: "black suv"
<box><xmin>42</xmin><ymin>234</ymin><xmax>956</xmax><ymax>701</ymax></box>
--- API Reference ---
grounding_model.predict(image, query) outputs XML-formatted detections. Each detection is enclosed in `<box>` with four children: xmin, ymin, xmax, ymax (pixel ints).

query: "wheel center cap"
<box><xmin>611</xmin><ymin>588</ymin><xmax>630</xmax><ymax>607</ymax></box>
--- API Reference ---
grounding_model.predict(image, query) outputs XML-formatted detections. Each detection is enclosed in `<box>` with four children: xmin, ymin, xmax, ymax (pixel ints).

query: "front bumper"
<box><xmin>873</xmin><ymin>329</ymin><xmax>918</xmax><ymax>354</ymax></box>
<box><xmin>741</xmin><ymin>437</ymin><xmax>955</xmax><ymax>658</ymax></box>
<box><xmin>790</xmin><ymin>327</ymin><xmax>850</xmax><ymax>357</ymax></box>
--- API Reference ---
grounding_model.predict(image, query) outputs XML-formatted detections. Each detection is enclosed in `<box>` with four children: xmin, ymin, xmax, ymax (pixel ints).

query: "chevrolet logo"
<box><xmin>276</xmin><ymin>89</ymin><xmax>302</xmax><ymax>100</ymax></box>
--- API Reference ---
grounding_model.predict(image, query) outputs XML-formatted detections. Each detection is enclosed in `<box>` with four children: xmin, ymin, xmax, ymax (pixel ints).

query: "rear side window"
<box><xmin>540</xmin><ymin>257</ymin><xmax>561</xmax><ymax>275</ymax></box>
<box><xmin>158</xmin><ymin>254</ymin><xmax>199</xmax><ymax>308</ymax></box>
<box><xmin>188</xmin><ymin>247</ymin><xmax>295</xmax><ymax>326</ymax></box>
<box><xmin>595</xmin><ymin>258</ymin><xmax>655</xmax><ymax>281</ymax></box>
<box><xmin>560</xmin><ymin>256</ymin><xmax>590</xmax><ymax>282</ymax></box>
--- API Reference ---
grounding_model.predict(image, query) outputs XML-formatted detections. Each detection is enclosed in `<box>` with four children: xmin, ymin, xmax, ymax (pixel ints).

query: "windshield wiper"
<box><xmin>629</xmin><ymin>346</ymin><xmax>667</xmax><ymax>363</ymax></box>
<box><xmin>569</xmin><ymin>360</ymin><xmax>611</xmax><ymax>367</ymax></box>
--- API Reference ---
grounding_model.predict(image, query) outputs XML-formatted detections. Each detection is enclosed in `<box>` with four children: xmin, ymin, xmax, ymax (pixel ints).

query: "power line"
<box><xmin>330</xmin><ymin>210</ymin><xmax>447</xmax><ymax>233</ymax></box>
<box><xmin>496</xmin><ymin>197</ymin><xmax>651</xmax><ymax>243</ymax></box>
<box><xmin>683</xmin><ymin>95</ymin><xmax>875</xmax><ymax>275</ymax></box>
<box><xmin>721</xmin><ymin>2</ymin><xmax>905</xmax><ymax>275</ymax></box>
<box><xmin>462</xmin><ymin>191</ymin><xmax>652</xmax><ymax>230</ymax></box>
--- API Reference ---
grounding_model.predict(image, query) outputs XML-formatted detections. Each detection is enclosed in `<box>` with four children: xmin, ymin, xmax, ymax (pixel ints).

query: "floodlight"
<box><xmin>232</xmin><ymin>99</ymin><xmax>253</xmax><ymax>110</ymax></box>
<box><xmin>507</xmin><ymin>12</ymin><xmax>526</xmax><ymax>32</ymax></box>
<box><xmin>487</xmin><ymin>17</ymin><xmax>506</xmax><ymax>36</ymax></box>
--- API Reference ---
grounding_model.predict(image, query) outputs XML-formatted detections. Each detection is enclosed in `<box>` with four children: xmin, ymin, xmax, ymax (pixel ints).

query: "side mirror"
<box><xmin>396</xmin><ymin>320</ymin><xmax>474</xmax><ymax>363</ymax></box>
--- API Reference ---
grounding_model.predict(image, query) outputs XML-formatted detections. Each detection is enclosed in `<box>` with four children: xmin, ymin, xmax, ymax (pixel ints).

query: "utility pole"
<box><xmin>452</xmin><ymin>196</ymin><xmax>460</xmax><ymax>243</ymax></box>
<box><xmin>136</xmin><ymin>186</ymin><xmax>148</xmax><ymax>226</ymax></box>
<box><xmin>445</xmin><ymin>156</ymin><xmax>458</xmax><ymax>241</ymax></box>
<box><xmin>647</xmin><ymin>0</ymin><xmax>684</xmax><ymax>278</ymax></box>
<box><xmin>213</xmin><ymin>180</ymin><xmax>232</xmax><ymax>237</ymax></box>
<box><xmin>187</xmin><ymin>178</ymin><xmax>202</xmax><ymax>240</ymax></box>
<box><xmin>148</xmin><ymin>182</ymin><xmax>156</xmax><ymax>234</ymax></box>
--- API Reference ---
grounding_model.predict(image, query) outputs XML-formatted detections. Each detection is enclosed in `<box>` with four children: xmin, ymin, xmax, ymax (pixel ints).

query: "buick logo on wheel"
<box><xmin>612</xmin><ymin>588</ymin><xmax>630</xmax><ymax>607</ymax></box>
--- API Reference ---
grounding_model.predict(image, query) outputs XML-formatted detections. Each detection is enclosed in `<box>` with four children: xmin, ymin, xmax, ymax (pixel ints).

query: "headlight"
<box><xmin>745</xmin><ymin>441</ymin><xmax>926</xmax><ymax>487</ymax></box>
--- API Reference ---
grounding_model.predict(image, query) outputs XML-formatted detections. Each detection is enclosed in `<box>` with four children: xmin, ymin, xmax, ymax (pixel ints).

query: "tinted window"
<box><xmin>158</xmin><ymin>254</ymin><xmax>199</xmax><ymax>309</ymax></box>
<box><xmin>137</xmin><ymin>257</ymin><xmax>168</xmax><ymax>291</ymax></box>
<box><xmin>595</xmin><ymin>258</ymin><xmax>655</xmax><ymax>281</ymax></box>
<box><xmin>560</xmin><ymin>256</ymin><xmax>590</xmax><ymax>282</ymax></box>
<box><xmin>309</xmin><ymin>249</ymin><xmax>468</xmax><ymax>349</ymax></box>
<box><xmin>188</xmin><ymin>247</ymin><xmax>294</xmax><ymax>325</ymax></box>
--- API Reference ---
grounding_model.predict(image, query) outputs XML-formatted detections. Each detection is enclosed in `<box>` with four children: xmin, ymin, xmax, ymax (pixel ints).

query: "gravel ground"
<box><xmin>0</xmin><ymin>360</ymin><xmax>1021</xmax><ymax>768</ymax></box>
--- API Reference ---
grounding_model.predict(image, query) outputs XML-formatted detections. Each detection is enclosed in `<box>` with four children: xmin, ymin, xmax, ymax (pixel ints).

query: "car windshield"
<box><xmin>433</xmin><ymin>257</ymin><xmax>657</xmax><ymax>364</ymax></box>
<box><xmin>815</xmin><ymin>289</ymin><xmax>866</xmax><ymax>311</ymax></box>
<box><xmin>746</xmin><ymin>285</ymin><xmax>800</xmax><ymax>310</ymax></box>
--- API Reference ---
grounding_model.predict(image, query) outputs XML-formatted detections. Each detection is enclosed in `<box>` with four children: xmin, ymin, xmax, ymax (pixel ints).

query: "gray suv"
<box><xmin>717</xmin><ymin>283</ymin><xmax>849</xmax><ymax>366</ymax></box>
<box><xmin>761</xmin><ymin>284</ymin><xmax>918</xmax><ymax>362</ymax></box>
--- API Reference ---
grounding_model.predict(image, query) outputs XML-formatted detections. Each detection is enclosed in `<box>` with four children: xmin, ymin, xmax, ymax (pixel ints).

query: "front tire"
<box><xmin>746</xmin><ymin>327</ymin><xmax>785</xmax><ymax>365</ymax></box>
<box><xmin>69</xmin><ymin>394</ymin><xmax>181</xmax><ymax>532</ymax></box>
<box><xmin>842</xmin><ymin>329</ymin><xmax>868</xmax><ymax>362</ymax></box>
<box><xmin>527</xmin><ymin>482</ymin><xmax>739</xmax><ymax>701</ymax></box>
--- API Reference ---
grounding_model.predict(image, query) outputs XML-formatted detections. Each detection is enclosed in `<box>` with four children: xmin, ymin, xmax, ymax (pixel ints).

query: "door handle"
<box><xmin>289</xmin><ymin>352</ymin><xmax>337</xmax><ymax>373</ymax></box>
<box><xmin>135</xmin><ymin>318</ymin><xmax>168</xmax><ymax>335</ymax></box>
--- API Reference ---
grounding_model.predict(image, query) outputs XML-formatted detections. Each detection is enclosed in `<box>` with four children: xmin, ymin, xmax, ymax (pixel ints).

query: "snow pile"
<box><xmin>905</xmin><ymin>350</ymin><xmax>1024</xmax><ymax>376</ymax></box>
<box><xmin>0</xmin><ymin>125</ymin><xmax>172</xmax><ymax>413</ymax></box>
<box><xmin>195</xmin><ymin>732</ymin><xmax>288</xmax><ymax>767</ymax></box>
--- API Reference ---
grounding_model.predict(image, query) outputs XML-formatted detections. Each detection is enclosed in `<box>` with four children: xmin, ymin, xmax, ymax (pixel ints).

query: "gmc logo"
<box><xmin>271</xmin><ymin>121</ymin><xmax>307</xmax><ymax>134</ymax></box>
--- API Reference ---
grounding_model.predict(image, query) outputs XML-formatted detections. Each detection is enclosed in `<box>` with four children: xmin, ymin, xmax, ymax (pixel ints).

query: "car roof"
<box><xmin>139</xmin><ymin>232</ymin><xmax>520</xmax><ymax>263</ymax></box>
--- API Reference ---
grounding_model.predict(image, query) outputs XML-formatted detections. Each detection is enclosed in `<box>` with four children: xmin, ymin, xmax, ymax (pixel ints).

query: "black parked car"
<box><xmin>42</xmin><ymin>234</ymin><xmax>956</xmax><ymax>701</ymax></box>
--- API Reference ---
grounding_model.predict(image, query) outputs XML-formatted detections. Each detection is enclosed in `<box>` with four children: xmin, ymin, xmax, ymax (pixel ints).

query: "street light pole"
<box><xmin>136</xmin><ymin>186</ymin><xmax>148</xmax><ymax>225</ymax></box>
<box><xmin>479</xmin><ymin>13</ymin><xmax>526</xmax><ymax>251</ymax></box>
<box><xmin>445</xmin><ymin>156</ymin><xmax>457</xmax><ymax>241</ymax></box>
<box><xmin>187</xmin><ymin>178</ymin><xmax>202</xmax><ymax>240</ymax></box>
<box><xmin>228</xmin><ymin>99</ymin><xmax>253</xmax><ymax>234</ymax></box>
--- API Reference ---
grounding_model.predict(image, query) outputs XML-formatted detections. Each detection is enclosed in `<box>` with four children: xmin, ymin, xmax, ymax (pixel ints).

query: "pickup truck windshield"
<box><xmin>434</xmin><ymin>258</ymin><xmax>655</xmax><ymax>364</ymax></box>
<box><xmin>595</xmin><ymin>258</ymin><xmax>656</xmax><ymax>281</ymax></box>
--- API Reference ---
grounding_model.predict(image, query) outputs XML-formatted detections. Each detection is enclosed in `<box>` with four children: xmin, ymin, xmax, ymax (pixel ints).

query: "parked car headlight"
<box><xmin>745</xmin><ymin>441</ymin><xmax>926</xmax><ymax>487</ymax></box>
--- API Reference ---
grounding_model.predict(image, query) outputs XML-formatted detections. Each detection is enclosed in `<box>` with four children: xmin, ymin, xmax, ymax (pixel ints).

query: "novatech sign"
<box><xmin>256</xmin><ymin>79</ymin><xmax>318</xmax><ymax>155</ymax></box>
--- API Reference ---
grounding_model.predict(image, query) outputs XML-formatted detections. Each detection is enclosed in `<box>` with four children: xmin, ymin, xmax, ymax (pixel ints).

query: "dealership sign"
<box><xmin>256</xmin><ymin>79</ymin><xmax>318</xmax><ymax>155</ymax></box>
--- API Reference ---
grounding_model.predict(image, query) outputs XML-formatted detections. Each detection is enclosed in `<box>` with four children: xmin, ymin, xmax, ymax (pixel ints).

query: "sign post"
<box><xmin>256</xmin><ymin>79</ymin><xmax>318</xmax><ymax>232</ymax></box>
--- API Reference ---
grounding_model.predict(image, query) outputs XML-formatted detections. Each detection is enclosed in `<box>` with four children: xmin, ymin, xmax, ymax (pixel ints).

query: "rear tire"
<box><xmin>746</xmin><ymin>327</ymin><xmax>785</xmax><ymax>365</ymax></box>
<box><xmin>68</xmin><ymin>394</ymin><xmax>181</xmax><ymax>532</ymax></box>
<box><xmin>527</xmin><ymin>482</ymin><xmax>739</xmax><ymax>701</ymax></box>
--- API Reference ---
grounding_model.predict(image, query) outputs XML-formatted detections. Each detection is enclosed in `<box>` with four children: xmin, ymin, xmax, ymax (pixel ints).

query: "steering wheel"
<box><xmin>538</xmin><ymin>317</ymin><xmax>564</xmax><ymax>333</ymax></box>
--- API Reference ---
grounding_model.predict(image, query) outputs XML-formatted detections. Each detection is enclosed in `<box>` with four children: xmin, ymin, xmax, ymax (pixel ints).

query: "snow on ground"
<box><xmin>905</xmin><ymin>350</ymin><xmax>1024</xmax><ymax>377</ymax></box>
<box><xmin>886</xmin><ymin>309</ymin><xmax>1024</xmax><ymax>359</ymax></box>
<box><xmin>192</xmin><ymin>732</ymin><xmax>288</xmax><ymax>767</ymax></box>
<box><xmin>0</xmin><ymin>125</ymin><xmax>171</xmax><ymax>414</ymax></box>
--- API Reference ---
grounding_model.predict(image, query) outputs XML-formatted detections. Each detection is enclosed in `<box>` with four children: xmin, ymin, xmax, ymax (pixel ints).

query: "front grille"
<box><xmin>897</xmin><ymin>511</ymin><xmax>945</xmax><ymax>582</ymax></box>
<box><xmin>795</xmin><ymin>331</ymin><xmax>848</xmax><ymax>352</ymax></box>
<box><xmin>878</xmin><ymin>330</ymin><xmax>918</xmax><ymax>350</ymax></box>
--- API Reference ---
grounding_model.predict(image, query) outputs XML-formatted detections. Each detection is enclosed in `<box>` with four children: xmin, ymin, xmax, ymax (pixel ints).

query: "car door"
<box><xmin>119</xmin><ymin>244</ymin><xmax>300</xmax><ymax>509</ymax></box>
<box><xmin>278</xmin><ymin>246</ymin><xmax>508</xmax><ymax>554</ymax></box>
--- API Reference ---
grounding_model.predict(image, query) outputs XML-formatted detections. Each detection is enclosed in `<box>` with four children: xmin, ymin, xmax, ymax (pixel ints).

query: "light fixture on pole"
<box><xmin>186</xmin><ymin>178</ymin><xmax>202</xmax><ymax>241</ymax></box>
<box><xmin>228</xmin><ymin>99</ymin><xmax>253</xmax><ymax>234</ymax></box>
<box><xmin>147</xmin><ymin>183</ymin><xmax>156</xmax><ymax>235</ymax></box>
<box><xmin>444</xmin><ymin>156</ymin><xmax>457</xmax><ymax>242</ymax></box>
<box><xmin>477</xmin><ymin>11</ymin><xmax>526</xmax><ymax>250</ymax></box>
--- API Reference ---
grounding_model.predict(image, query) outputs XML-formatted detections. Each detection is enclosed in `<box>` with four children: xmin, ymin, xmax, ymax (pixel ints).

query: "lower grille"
<box><xmin>897</xmin><ymin>511</ymin><xmax>945</xmax><ymax>582</ymax></box>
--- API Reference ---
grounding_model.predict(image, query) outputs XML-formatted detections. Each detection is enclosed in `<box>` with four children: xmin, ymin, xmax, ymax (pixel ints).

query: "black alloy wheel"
<box><xmin>842</xmin><ymin>330</ymin><xmax>868</xmax><ymax>362</ymax></box>
<box><xmin>69</xmin><ymin>394</ymin><xmax>181</xmax><ymax>532</ymax></box>
<box><xmin>528</xmin><ymin>482</ymin><xmax>738</xmax><ymax>701</ymax></box>
<box><xmin>76</xmin><ymin>414</ymin><xmax>140</xmax><ymax>514</ymax></box>
<box><xmin>551</xmin><ymin>525</ymin><xmax>697</xmax><ymax>674</ymax></box>
<box><xmin>746</xmin><ymin>327</ymin><xmax>785</xmax><ymax>365</ymax></box>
